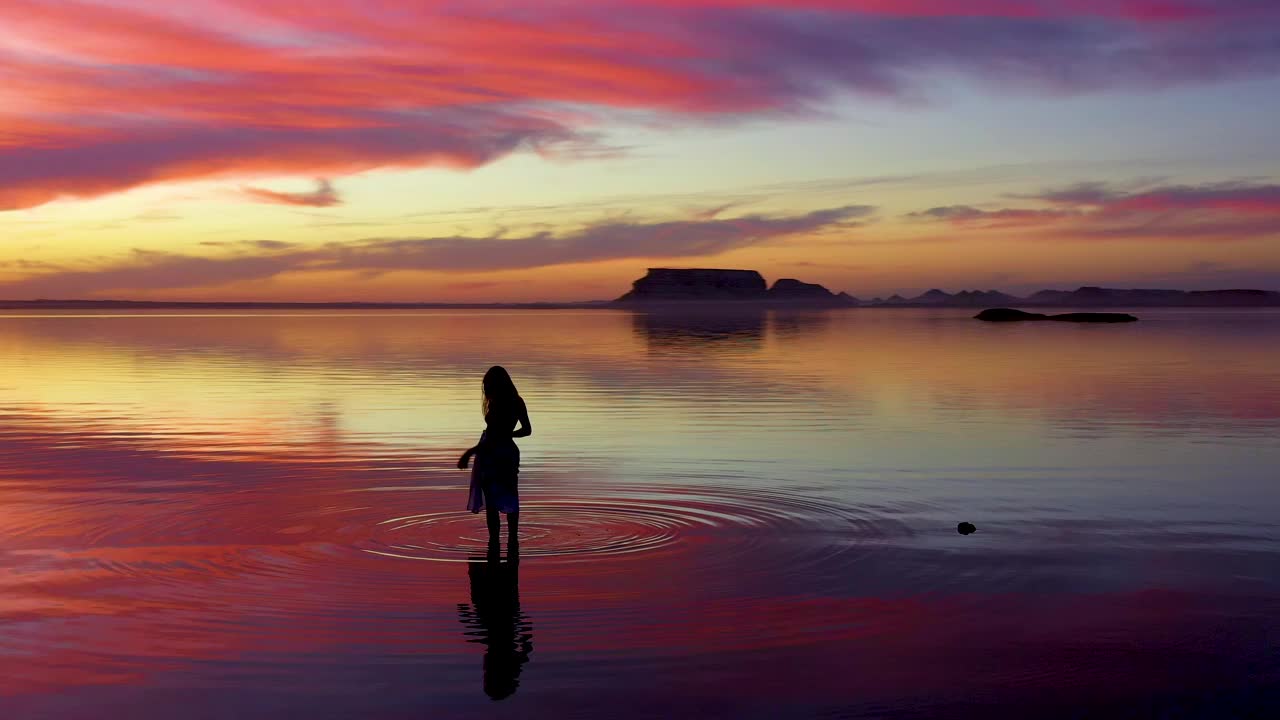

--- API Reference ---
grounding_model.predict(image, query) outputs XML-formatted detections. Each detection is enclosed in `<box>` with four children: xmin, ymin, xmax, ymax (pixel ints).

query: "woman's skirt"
<box><xmin>466</xmin><ymin>432</ymin><xmax>520</xmax><ymax>514</ymax></box>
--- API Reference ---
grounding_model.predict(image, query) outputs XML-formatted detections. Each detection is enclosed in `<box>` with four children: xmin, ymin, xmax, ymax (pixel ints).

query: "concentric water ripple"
<box><xmin>360</xmin><ymin>484</ymin><xmax>911</xmax><ymax>565</ymax></box>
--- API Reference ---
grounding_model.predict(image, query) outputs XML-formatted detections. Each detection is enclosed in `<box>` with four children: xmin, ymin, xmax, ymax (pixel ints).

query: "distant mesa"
<box><xmin>617</xmin><ymin>268</ymin><xmax>766</xmax><ymax>301</ymax></box>
<box><xmin>616</xmin><ymin>268</ymin><xmax>856</xmax><ymax>306</ymax></box>
<box><xmin>974</xmin><ymin>308</ymin><xmax>1139</xmax><ymax>323</ymax></box>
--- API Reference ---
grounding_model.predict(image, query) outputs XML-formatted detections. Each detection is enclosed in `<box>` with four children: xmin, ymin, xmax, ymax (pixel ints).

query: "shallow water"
<box><xmin>1</xmin><ymin>307</ymin><xmax>1278</xmax><ymax>718</ymax></box>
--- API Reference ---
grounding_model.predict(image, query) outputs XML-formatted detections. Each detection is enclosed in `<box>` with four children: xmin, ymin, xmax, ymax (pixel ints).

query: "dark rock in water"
<box><xmin>957</xmin><ymin>522</ymin><xmax>976</xmax><ymax>535</ymax></box>
<box><xmin>1049</xmin><ymin>312</ymin><xmax>1138</xmax><ymax>323</ymax></box>
<box><xmin>617</xmin><ymin>268</ymin><xmax>767</xmax><ymax>301</ymax></box>
<box><xmin>975</xmin><ymin>308</ymin><xmax>1138</xmax><ymax>323</ymax></box>
<box><xmin>974</xmin><ymin>308</ymin><xmax>1050</xmax><ymax>322</ymax></box>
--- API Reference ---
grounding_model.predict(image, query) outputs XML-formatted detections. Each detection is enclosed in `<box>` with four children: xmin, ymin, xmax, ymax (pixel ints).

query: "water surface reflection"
<box><xmin>1</xmin><ymin>308</ymin><xmax>1278</xmax><ymax>718</ymax></box>
<box><xmin>633</xmin><ymin>308</ymin><xmax>765</xmax><ymax>352</ymax></box>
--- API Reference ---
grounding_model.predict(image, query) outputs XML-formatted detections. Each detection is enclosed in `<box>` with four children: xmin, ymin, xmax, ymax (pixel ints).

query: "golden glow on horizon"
<box><xmin>4</xmin><ymin>161</ymin><xmax>1278</xmax><ymax>302</ymax></box>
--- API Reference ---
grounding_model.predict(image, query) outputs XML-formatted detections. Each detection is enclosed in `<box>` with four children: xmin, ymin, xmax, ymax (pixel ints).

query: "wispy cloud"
<box><xmin>906</xmin><ymin>205</ymin><xmax>1077</xmax><ymax>227</ymax></box>
<box><xmin>2</xmin><ymin>1</ymin><xmax>1278</xmax><ymax>209</ymax></box>
<box><xmin>1031</xmin><ymin>181</ymin><xmax>1280</xmax><ymax>214</ymax></box>
<box><xmin>241</xmin><ymin>179</ymin><xmax>341</xmax><ymax>207</ymax></box>
<box><xmin>908</xmin><ymin>180</ymin><xmax>1280</xmax><ymax>241</ymax></box>
<box><xmin>0</xmin><ymin>205</ymin><xmax>873</xmax><ymax>297</ymax></box>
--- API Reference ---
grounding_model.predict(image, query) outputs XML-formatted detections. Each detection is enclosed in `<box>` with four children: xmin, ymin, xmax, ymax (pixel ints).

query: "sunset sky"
<box><xmin>2</xmin><ymin>0</ymin><xmax>1279</xmax><ymax>302</ymax></box>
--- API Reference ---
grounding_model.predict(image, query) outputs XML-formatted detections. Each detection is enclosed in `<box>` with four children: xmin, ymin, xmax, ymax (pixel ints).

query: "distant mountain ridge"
<box><xmin>879</xmin><ymin>288</ymin><xmax>1020</xmax><ymax>306</ymax></box>
<box><xmin>875</xmin><ymin>286</ymin><xmax>1280</xmax><ymax>307</ymax></box>
<box><xmin>616</xmin><ymin>270</ymin><xmax>1280</xmax><ymax>307</ymax></box>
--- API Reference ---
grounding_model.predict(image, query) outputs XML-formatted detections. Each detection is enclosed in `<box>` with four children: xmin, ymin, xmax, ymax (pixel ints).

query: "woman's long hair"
<box><xmin>482</xmin><ymin>365</ymin><xmax>520</xmax><ymax>417</ymax></box>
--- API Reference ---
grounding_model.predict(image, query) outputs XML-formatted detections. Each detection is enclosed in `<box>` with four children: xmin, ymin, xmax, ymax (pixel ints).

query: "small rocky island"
<box><xmin>974</xmin><ymin>308</ymin><xmax>1138</xmax><ymax>323</ymax></box>
<box><xmin>616</xmin><ymin>268</ymin><xmax>857</xmax><ymax>306</ymax></box>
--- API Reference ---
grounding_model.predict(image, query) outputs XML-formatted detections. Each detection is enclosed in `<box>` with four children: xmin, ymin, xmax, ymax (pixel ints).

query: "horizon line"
<box><xmin>3</xmin><ymin>282</ymin><xmax>1279</xmax><ymax>310</ymax></box>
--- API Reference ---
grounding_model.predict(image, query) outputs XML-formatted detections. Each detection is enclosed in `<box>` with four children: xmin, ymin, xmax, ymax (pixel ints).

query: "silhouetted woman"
<box><xmin>459</xmin><ymin>366</ymin><xmax>531</xmax><ymax>546</ymax></box>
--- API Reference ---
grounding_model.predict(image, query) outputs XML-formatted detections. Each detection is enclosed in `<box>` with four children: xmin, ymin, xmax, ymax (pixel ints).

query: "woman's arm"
<box><xmin>512</xmin><ymin>399</ymin><xmax>532</xmax><ymax>438</ymax></box>
<box><xmin>457</xmin><ymin>444</ymin><xmax>478</xmax><ymax>469</ymax></box>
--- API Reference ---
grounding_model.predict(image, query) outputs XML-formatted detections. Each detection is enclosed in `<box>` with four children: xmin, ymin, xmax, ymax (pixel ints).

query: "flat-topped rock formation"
<box><xmin>617</xmin><ymin>268</ymin><xmax>767</xmax><ymax>301</ymax></box>
<box><xmin>616</xmin><ymin>268</ymin><xmax>856</xmax><ymax>306</ymax></box>
<box><xmin>975</xmin><ymin>308</ymin><xmax>1138</xmax><ymax>323</ymax></box>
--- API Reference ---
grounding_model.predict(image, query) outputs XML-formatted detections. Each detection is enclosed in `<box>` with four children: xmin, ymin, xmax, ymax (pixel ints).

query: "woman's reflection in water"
<box><xmin>457</xmin><ymin>544</ymin><xmax>533</xmax><ymax>700</ymax></box>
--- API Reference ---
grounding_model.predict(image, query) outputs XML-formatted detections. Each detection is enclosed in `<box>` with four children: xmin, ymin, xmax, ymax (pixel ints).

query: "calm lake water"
<box><xmin>1</xmin><ymin>308</ymin><xmax>1278</xmax><ymax>718</ymax></box>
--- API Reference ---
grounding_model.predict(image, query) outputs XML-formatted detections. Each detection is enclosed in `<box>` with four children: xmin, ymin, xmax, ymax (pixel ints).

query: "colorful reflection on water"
<box><xmin>1</xmin><ymin>308</ymin><xmax>1278</xmax><ymax>718</ymax></box>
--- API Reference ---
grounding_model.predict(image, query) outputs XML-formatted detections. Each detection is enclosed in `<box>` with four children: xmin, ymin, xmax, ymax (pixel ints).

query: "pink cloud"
<box><xmin>1</xmin><ymin>1</ymin><xmax>1279</xmax><ymax>210</ymax></box>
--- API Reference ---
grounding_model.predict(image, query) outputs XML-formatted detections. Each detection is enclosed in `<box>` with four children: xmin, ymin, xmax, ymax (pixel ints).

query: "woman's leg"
<box><xmin>486</xmin><ymin>505</ymin><xmax>500</xmax><ymax>542</ymax></box>
<box><xmin>507</xmin><ymin>512</ymin><xmax>519</xmax><ymax>544</ymax></box>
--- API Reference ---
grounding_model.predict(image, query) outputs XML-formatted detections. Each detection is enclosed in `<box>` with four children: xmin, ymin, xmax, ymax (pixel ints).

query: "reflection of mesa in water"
<box><xmin>632</xmin><ymin>309</ymin><xmax>834</xmax><ymax>352</ymax></box>
<box><xmin>632</xmin><ymin>310</ymin><xmax>766</xmax><ymax>351</ymax></box>
<box><xmin>363</xmin><ymin>485</ymin><xmax>906</xmax><ymax>564</ymax></box>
